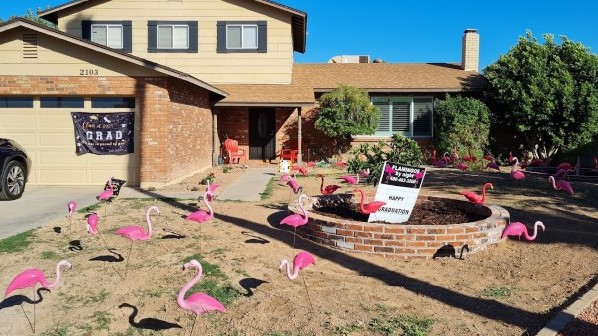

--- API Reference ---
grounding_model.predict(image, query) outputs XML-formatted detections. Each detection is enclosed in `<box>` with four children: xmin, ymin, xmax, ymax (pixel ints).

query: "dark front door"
<box><xmin>248</xmin><ymin>108</ymin><xmax>276</xmax><ymax>161</ymax></box>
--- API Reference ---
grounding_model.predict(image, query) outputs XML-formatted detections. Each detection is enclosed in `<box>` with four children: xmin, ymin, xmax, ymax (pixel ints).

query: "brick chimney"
<box><xmin>461</xmin><ymin>29</ymin><xmax>479</xmax><ymax>72</ymax></box>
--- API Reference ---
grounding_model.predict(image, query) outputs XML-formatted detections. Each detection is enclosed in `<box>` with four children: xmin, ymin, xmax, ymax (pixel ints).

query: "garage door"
<box><xmin>0</xmin><ymin>97</ymin><xmax>139</xmax><ymax>186</ymax></box>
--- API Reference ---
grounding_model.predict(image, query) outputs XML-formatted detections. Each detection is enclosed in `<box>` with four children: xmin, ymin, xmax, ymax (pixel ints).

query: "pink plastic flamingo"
<box><xmin>280</xmin><ymin>194</ymin><xmax>309</xmax><ymax>249</ymax></box>
<box><xmin>86</xmin><ymin>213</ymin><xmax>99</xmax><ymax>235</ymax></box>
<box><xmin>286</xmin><ymin>178</ymin><xmax>302</xmax><ymax>194</ymax></box>
<box><xmin>205</xmin><ymin>180</ymin><xmax>219</xmax><ymax>202</ymax></box>
<box><xmin>317</xmin><ymin>174</ymin><xmax>340</xmax><ymax>195</ymax></box>
<box><xmin>5</xmin><ymin>260</ymin><xmax>72</xmax><ymax>333</ymax></box>
<box><xmin>486</xmin><ymin>161</ymin><xmax>501</xmax><ymax>172</ymax></box>
<box><xmin>414</xmin><ymin>169</ymin><xmax>425</xmax><ymax>186</ymax></box>
<box><xmin>279</xmin><ymin>251</ymin><xmax>316</xmax><ymax>280</ymax></box>
<box><xmin>186</xmin><ymin>191</ymin><xmax>214</xmax><ymax>223</ymax></box>
<box><xmin>510</xmin><ymin>158</ymin><xmax>526</xmax><ymax>180</ymax></box>
<box><xmin>5</xmin><ymin>260</ymin><xmax>72</xmax><ymax>297</ymax></box>
<box><xmin>456</xmin><ymin>162</ymin><xmax>469</xmax><ymax>171</ymax></box>
<box><xmin>353</xmin><ymin>189</ymin><xmax>386</xmax><ymax>215</ymax></box>
<box><xmin>548</xmin><ymin>176</ymin><xmax>574</xmax><ymax>195</ymax></box>
<box><xmin>501</xmin><ymin>221</ymin><xmax>545</xmax><ymax>240</ymax></box>
<box><xmin>178</xmin><ymin>259</ymin><xmax>226</xmax><ymax>334</ymax></box>
<box><xmin>358</xmin><ymin>168</ymin><xmax>370</xmax><ymax>178</ymax></box>
<box><xmin>460</xmin><ymin>182</ymin><xmax>493</xmax><ymax>205</ymax></box>
<box><xmin>67</xmin><ymin>200</ymin><xmax>77</xmax><ymax>233</ymax></box>
<box><xmin>116</xmin><ymin>206</ymin><xmax>159</xmax><ymax>278</ymax></box>
<box><xmin>339</xmin><ymin>174</ymin><xmax>359</xmax><ymax>184</ymax></box>
<box><xmin>98</xmin><ymin>176</ymin><xmax>115</xmax><ymax>215</ymax></box>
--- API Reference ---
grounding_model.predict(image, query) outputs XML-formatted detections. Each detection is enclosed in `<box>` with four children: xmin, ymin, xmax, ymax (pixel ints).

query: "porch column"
<box><xmin>212</xmin><ymin>110</ymin><xmax>219</xmax><ymax>165</ymax></box>
<box><xmin>297</xmin><ymin>107</ymin><xmax>302</xmax><ymax>164</ymax></box>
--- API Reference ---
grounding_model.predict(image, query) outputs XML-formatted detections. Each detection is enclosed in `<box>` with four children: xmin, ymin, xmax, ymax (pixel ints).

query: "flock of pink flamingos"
<box><xmin>3</xmin><ymin>149</ymin><xmax>581</xmax><ymax>332</ymax></box>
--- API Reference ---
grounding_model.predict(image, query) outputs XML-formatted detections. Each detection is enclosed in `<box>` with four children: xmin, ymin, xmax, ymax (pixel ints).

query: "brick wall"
<box><xmin>291</xmin><ymin>194</ymin><xmax>509</xmax><ymax>259</ymax></box>
<box><xmin>0</xmin><ymin>75</ymin><xmax>214</xmax><ymax>187</ymax></box>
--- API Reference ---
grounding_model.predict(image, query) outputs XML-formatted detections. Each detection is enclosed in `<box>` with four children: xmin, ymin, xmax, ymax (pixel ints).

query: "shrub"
<box><xmin>347</xmin><ymin>133</ymin><xmax>422</xmax><ymax>185</ymax></box>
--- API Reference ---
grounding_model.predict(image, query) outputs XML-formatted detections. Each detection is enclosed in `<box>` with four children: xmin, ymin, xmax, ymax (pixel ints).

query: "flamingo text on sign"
<box><xmin>369</xmin><ymin>162</ymin><xmax>426</xmax><ymax>223</ymax></box>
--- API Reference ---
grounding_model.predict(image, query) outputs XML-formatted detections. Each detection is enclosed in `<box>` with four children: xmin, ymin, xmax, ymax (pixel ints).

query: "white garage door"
<box><xmin>0</xmin><ymin>97</ymin><xmax>139</xmax><ymax>186</ymax></box>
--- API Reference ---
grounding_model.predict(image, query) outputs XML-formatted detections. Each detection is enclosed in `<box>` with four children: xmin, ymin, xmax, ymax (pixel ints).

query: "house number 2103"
<box><xmin>79</xmin><ymin>69</ymin><xmax>99</xmax><ymax>76</ymax></box>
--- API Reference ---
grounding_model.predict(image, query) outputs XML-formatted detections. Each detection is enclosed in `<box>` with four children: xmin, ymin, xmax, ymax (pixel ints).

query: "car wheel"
<box><xmin>0</xmin><ymin>160</ymin><xmax>26</xmax><ymax>200</ymax></box>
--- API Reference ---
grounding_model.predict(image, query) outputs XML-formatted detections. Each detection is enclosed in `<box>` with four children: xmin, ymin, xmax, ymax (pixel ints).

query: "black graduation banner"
<box><xmin>71</xmin><ymin>112</ymin><xmax>134</xmax><ymax>155</ymax></box>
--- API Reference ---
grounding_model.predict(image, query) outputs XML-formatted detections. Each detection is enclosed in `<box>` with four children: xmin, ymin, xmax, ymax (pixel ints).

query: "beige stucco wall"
<box><xmin>56</xmin><ymin>0</ymin><xmax>295</xmax><ymax>84</ymax></box>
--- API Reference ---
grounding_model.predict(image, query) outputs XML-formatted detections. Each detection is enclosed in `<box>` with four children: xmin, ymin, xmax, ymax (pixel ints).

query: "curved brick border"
<box><xmin>291</xmin><ymin>194</ymin><xmax>509</xmax><ymax>259</ymax></box>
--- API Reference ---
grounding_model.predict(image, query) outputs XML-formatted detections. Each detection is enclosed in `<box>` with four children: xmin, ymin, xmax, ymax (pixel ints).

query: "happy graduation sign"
<box><xmin>71</xmin><ymin>112</ymin><xmax>134</xmax><ymax>155</ymax></box>
<box><xmin>370</xmin><ymin>161</ymin><xmax>426</xmax><ymax>223</ymax></box>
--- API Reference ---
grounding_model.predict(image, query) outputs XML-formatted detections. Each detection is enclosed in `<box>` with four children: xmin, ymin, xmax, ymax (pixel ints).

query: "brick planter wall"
<box><xmin>292</xmin><ymin>194</ymin><xmax>509</xmax><ymax>259</ymax></box>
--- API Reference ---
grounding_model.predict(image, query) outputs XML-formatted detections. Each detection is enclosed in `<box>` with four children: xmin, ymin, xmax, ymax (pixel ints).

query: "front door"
<box><xmin>248</xmin><ymin>108</ymin><xmax>276</xmax><ymax>161</ymax></box>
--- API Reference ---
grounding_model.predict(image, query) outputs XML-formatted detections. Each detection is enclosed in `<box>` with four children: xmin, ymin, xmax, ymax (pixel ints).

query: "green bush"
<box><xmin>434</xmin><ymin>94</ymin><xmax>490</xmax><ymax>160</ymax></box>
<box><xmin>347</xmin><ymin>133</ymin><xmax>422</xmax><ymax>185</ymax></box>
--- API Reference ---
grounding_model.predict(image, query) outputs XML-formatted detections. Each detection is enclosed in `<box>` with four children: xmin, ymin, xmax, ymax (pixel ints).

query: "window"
<box><xmin>91</xmin><ymin>97</ymin><xmax>135</xmax><ymax>108</ymax></box>
<box><xmin>226</xmin><ymin>24</ymin><xmax>257</xmax><ymax>49</ymax></box>
<box><xmin>147</xmin><ymin>21</ymin><xmax>198</xmax><ymax>53</ymax></box>
<box><xmin>41</xmin><ymin>97</ymin><xmax>84</xmax><ymax>108</ymax></box>
<box><xmin>0</xmin><ymin>97</ymin><xmax>33</xmax><ymax>108</ymax></box>
<box><xmin>217</xmin><ymin>21</ymin><xmax>267</xmax><ymax>53</ymax></box>
<box><xmin>370</xmin><ymin>97</ymin><xmax>433</xmax><ymax>137</ymax></box>
<box><xmin>92</xmin><ymin>24</ymin><xmax>123</xmax><ymax>48</ymax></box>
<box><xmin>82</xmin><ymin>21</ymin><xmax>132</xmax><ymax>52</ymax></box>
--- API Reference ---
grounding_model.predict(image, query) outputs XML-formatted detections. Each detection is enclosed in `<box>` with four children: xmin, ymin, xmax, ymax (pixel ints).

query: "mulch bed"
<box><xmin>311</xmin><ymin>199</ymin><xmax>483</xmax><ymax>225</ymax></box>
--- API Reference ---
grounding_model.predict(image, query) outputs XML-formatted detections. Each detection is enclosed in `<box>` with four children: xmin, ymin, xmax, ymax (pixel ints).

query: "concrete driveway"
<box><xmin>0</xmin><ymin>186</ymin><xmax>100</xmax><ymax>240</ymax></box>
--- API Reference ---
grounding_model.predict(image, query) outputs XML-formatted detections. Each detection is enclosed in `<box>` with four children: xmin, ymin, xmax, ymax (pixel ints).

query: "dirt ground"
<box><xmin>1</xmin><ymin>164</ymin><xmax>597</xmax><ymax>335</ymax></box>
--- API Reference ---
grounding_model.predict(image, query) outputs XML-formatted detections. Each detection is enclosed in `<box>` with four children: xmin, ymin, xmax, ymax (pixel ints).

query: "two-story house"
<box><xmin>0</xmin><ymin>0</ymin><xmax>484</xmax><ymax>188</ymax></box>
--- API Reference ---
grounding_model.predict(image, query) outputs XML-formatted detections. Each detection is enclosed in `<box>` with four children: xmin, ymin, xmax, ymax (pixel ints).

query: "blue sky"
<box><xmin>2</xmin><ymin>0</ymin><xmax>596</xmax><ymax>72</ymax></box>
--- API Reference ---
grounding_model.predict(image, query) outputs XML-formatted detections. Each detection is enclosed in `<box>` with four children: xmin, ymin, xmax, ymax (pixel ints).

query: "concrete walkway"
<box><xmin>217</xmin><ymin>167</ymin><xmax>277</xmax><ymax>201</ymax></box>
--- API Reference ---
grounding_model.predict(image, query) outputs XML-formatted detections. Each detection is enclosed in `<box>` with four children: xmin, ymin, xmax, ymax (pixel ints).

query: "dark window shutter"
<box><xmin>122</xmin><ymin>21</ymin><xmax>132</xmax><ymax>53</ymax></box>
<box><xmin>257</xmin><ymin>21</ymin><xmax>267</xmax><ymax>53</ymax></box>
<box><xmin>82</xmin><ymin>20</ymin><xmax>91</xmax><ymax>40</ymax></box>
<box><xmin>188</xmin><ymin>21</ymin><xmax>198</xmax><ymax>53</ymax></box>
<box><xmin>216</xmin><ymin>21</ymin><xmax>227</xmax><ymax>53</ymax></box>
<box><xmin>147</xmin><ymin>21</ymin><xmax>157</xmax><ymax>53</ymax></box>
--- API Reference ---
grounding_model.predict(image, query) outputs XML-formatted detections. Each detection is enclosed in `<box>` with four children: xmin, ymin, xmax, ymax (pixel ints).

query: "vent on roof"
<box><xmin>22</xmin><ymin>33</ymin><xmax>38</xmax><ymax>59</ymax></box>
<box><xmin>328</xmin><ymin>55</ymin><xmax>370</xmax><ymax>63</ymax></box>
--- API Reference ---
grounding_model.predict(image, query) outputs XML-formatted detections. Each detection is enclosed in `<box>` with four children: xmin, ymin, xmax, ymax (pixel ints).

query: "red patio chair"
<box><xmin>223</xmin><ymin>138</ymin><xmax>247</xmax><ymax>164</ymax></box>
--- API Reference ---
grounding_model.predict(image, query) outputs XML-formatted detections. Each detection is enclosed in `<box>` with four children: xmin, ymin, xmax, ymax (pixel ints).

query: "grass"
<box><xmin>0</xmin><ymin>229</ymin><xmax>34</xmax><ymax>253</ymax></box>
<box><xmin>368</xmin><ymin>315</ymin><xmax>434</xmax><ymax>336</ymax></box>
<box><xmin>79</xmin><ymin>202</ymin><xmax>102</xmax><ymax>213</ymax></box>
<box><xmin>182</xmin><ymin>254</ymin><xmax>241</xmax><ymax>305</ymax></box>
<box><xmin>86</xmin><ymin>289</ymin><xmax>109</xmax><ymax>304</ymax></box>
<box><xmin>259</xmin><ymin>177</ymin><xmax>277</xmax><ymax>200</ymax></box>
<box><xmin>482</xmin><ymin>285</ymin><xmax>518</xmax><ymax>298</ymax></box>
<box><xmin>41</xmin><ymin>250</ymin><xmax>59</xmax><ymax>259</ymax></box>
<box><xmin>92</xmin><ymin>311</ymin><xmax>111</xmax><ymax>330</ymax></box>
<box><xmin>41</xmin><ymin>326</ymin><xmax>70</xmax><ymax>336</ymax></box>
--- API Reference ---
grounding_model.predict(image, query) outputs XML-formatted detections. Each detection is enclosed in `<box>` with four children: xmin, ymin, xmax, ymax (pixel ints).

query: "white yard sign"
<box><xmin>368</xmin><ymin>161</ymin><xmax>426</xmax><ymax>223</ymax></box>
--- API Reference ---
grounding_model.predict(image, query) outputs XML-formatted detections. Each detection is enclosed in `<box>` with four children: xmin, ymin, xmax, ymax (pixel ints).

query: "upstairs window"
<box><xmin>370</xmin><ymin>97</ymin><xmax>433</xmax><ymax>137</ymax></box>
<box><xmin>217</xmin><ymin>21</ymin><xmax>267</xmax><ymax>53</ymax></box>
<box><xmin>148</xmin><ymin>21</ymin><xmax>198</xmax><ymax>53</ymax></box>
<box><xmin>82</xmin><ymin>21</ymin><xmax>132</xmax><ymax>52</ymax></box>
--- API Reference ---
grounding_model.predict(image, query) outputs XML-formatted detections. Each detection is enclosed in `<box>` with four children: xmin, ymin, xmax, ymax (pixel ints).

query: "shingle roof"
<box><xmin>214</xmin><ymin>63</ymin><xmax>487</xmax><ymax>106</ymax></box>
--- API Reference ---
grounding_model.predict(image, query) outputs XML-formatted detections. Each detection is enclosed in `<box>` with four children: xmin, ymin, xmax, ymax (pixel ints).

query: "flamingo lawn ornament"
<box><xmin>502</xmin><ymin>221</ymin><xmax>545</xmax><ymax>241</ymax></box>
<box><xmin>486</xmin><ymin>161</ymin><xmax>501</xmax><ymax>172</ymax></box>
<box><xmin>508</xmin><ymin>151</ymin><xmax>515</xmax><ymax>165</ymax></box>
<box><xmin>339</xmin><ymin>174</ymin><xmax>359</xmax><ymax>185</ymax></box>
<box><xmin>5</xmin><ymin>260</ymin><xmax>71</xmax><ymax>333</ymax></box>
<box><xmin>456</xmin><ymin>162</ymin><xmax>469</xmax><ymax>171</ymax></box>
<box><xmin>594</xmin><ymin>157</ymin><xmax>598</xmax><ymax>172</ymax></box>
<box><xmin>353</xmin><ymin>189</ymin><xmax>386</xmax><ymax>215</ymax></box>
<box><xmin>116</xmin><ymin>206</ymin><xmax>159</xmax><ymax>278</ymax></box>
<box><xmin>280</xmin><ymin>194</ymin><xmax>309</xmax><ymax>249</ymax></box>
<box><xmin>510</xmin><ymin>158</ymin><xmax>526</xmax><ymax>180</ymax></box>
<box><xmin>291</xmin><ymin>165</ymin><xmax>308</xmax><ymax>176</ymax></box>
<box><xmin>528</xmin><ymin>158</ymin><xmax>544</xmax><ymax>167</ymax></box>
<box><xmin>178</xmin><ymin>260</ymin><xmax>226</xmax><ymax>335</ymax></box>
<box><xmin>433</xmin><ymin>154</ymin><xmax>449</xmax><ymax>168</ymax></box>
<box><xmin>557</xmin><ymin>162</ymin><xmax>572</xmax><ymax>171</ymax></box>
<box><xmin>317</xmin><ymin>174</ymin><xmax>340</xmax><ymax>195</ymax></box>
<box><xmin>279</xmin><ymin>251</ymin><xmax>316</xmax><ymax>309</ymax></box>
<box><xmin>414</xmin><ymin>169</ymin><xmax>425</xmax><ymax>186</ymax></box>
<box><xmin>186</xmin><ymin>191</ymin><xmax>215</xmax><ymax>251</ymax></box>
<box><xmin>86</xmin><ymin>212</ymin><xmax>111</xmax><ymax>250</ymax></box>
<box><xmin>548</xmin><ymin>176</ymin><xmax>574</xmax><ymax>195</ymax></box>
<box><xmin>67</xmin><ymin>200</ymin><xmax>77</xmax><ymax>233</ymax></box>
<box><xmin>554</xmin><ymin>168</ymin><xmax>570</xmax><ymax>179</ymax></box>
<box><xmin>358</xmin><ymin>168</ymin><xmax>370</xmax><ymax>178</ymax></box>
<box><xmin>286</xmin><ymin>178</ymin><xmax>302</xmax><ymax>194</ymax></box>
<box><xmin>98</xmin><ymin>176</ymin><xmax>115</xmax><ymax>215</ymax></box>
<box><xmin>460</xmin><ymin>182</ymin><xmax>493</xmax><ymax>205</ymax></box>
<box><xmin>205</xmin><ymin>180</ymin><xmax>219</xmax><ymax>202</ymax></box>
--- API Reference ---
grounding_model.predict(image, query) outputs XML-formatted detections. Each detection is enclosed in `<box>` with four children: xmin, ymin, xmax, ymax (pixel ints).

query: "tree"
<box><xmin>434</xmin><ymin>94</ymin><xmax>490</xmax><ymax>157</ymax></box>
<box><xmin>0</xmin><ymin>8</ymin><xmax>57</xmax><ymax>28</ymax></box>
<box><xmin>314</xmin><ymin>84</ymin><xmax>380</xmax><ymax>154</ymax></box>
<box><xmin>484</xmin><ymin>31</ymin><xmax>598</xmax><ymax>162</ymax></box>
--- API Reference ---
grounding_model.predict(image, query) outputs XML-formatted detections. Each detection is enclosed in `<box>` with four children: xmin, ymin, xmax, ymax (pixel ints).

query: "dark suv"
<box><xmin>0</xmin><ymin>138</ymin><xmax>31</xmax><ymax>200</ymax></box>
